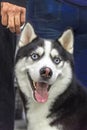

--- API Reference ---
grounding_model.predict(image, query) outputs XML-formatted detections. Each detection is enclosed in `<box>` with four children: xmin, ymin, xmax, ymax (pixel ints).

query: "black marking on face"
<box><xmin>51</xmin><ymin>40</ymin><xmax>74</xmax><ymax>70</ymax></box>
<box><xmin>15</xmin><ymin>37</ymin><xmax>44</xmax><ymax>63</ymax></box>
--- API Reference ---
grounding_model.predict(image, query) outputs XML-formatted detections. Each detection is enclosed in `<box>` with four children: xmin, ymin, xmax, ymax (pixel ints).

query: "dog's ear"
<box><xmin>19</xmin><ymin>23</ymin><xmax>37</xmax><ymax>47</ymax></box>
<box><xmin>58</xmin><ymin>29</ymin><xmax>74</xmax><ymax>54</ymax></box>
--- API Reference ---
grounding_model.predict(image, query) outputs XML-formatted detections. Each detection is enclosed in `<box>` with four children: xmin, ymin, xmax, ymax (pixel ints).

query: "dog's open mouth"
<box><xmin>33</xmin><ymin>81</ymin><xmax>49</xmax><ymax>103</ymax></box>
<box><xmin>27</xmin><ymin>71</ymin><xmax>50</xmax><ymax>103</ymax></box>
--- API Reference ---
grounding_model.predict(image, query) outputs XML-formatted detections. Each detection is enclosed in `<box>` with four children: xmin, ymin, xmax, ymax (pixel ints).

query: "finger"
<box><xmin>8</xmin><ymin>14</ymin><xmax>15</xmax><ymax>33</ymax></box>
<box><xmin>15</xmin><ymin>13</ymin><xmax>21</xmax><ymax>34</ymax></box>
<box><xmin>20</xmin><ymin>9</ymin><xmax>26</xmax><ymax>25</ymax></box>
<box><xmin>1</xmin><ymin>5</ymin><xmax>8</xmax><ymax>26</ymax></box>
<box><xmin>1</xmin><ymin>13</ymin><xmax>8</xmax><ymax>26</ymax></box>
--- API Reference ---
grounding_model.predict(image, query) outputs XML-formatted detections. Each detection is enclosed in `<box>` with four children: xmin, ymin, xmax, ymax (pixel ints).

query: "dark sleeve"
<box><xmin>1</xmin><ymin>0</ymin><xmax>26</xmax><ymax>7</ymax></box>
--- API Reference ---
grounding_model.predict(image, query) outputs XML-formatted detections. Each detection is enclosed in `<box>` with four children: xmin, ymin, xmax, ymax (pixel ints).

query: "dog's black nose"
<box><xmin>40</xmin><ymin>67</ymin><xmax>52</xmax><ymax>79</ymax></box>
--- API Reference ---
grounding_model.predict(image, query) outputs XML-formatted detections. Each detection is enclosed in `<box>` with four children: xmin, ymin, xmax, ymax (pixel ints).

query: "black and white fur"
<box><xmin>15</xmin><ymin>23</ymin><xmax>87</xmax><ymax>130</ymax></box>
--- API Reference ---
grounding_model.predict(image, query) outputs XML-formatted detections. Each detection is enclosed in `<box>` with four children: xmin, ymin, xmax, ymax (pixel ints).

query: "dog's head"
<box><xmin>15</xmin><ymin>23</ymin><xmax>74</xmax><ymax>103</ymax></box>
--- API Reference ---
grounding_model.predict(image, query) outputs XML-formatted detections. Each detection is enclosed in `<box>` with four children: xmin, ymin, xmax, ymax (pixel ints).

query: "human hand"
<box><xmin>1</xmin><ymin>2</ymin><xmax>26</xmax><ymax>34</ymax></box>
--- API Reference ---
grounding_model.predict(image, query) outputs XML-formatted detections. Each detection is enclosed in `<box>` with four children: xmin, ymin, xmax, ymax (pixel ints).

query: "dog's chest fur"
<box><xmin>26</xmin><ymin>99</ymin><xmax>63</xmax><ymax>130</ymax></box>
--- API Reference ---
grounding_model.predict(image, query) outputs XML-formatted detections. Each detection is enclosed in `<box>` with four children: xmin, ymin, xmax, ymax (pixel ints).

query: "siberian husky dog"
<box><xmin>15</xmin><ymin>23</ymin><xmax>87</xmax><ymax>130</ymax></box>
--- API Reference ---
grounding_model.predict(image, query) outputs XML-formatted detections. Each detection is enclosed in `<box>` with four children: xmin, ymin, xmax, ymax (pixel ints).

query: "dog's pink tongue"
<box><xmin>34</xmin><ymin>82</ymin><xmax>48</xmax><ymax>103</ymax></box>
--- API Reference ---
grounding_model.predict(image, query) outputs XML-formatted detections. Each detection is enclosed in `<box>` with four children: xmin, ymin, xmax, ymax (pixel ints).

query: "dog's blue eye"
<box><xmin>53</xmin><ymin>57</ymin><xmax>61</xmax><ymax>64</ymax></box>
<box><xmin>31</xmin><ymin>53</ymin><xmax>39</xmax><ymax>60</ymax></box>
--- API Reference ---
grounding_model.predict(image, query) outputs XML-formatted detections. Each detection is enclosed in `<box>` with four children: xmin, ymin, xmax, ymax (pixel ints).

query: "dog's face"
<box><xmin>15</xmin><ymin>23</ymin><xmax>74</xmax><ymax>103</ymax></box>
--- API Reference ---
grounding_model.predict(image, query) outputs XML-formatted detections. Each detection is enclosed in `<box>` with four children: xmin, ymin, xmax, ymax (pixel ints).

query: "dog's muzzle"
<box><xmin>27</xmin><ymin>67</ymin><xmax>52</xmax><ymax>103</ymax></box>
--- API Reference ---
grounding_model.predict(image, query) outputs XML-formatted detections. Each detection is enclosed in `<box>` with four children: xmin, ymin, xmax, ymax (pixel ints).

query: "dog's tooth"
<box><xmin>33</xmin><ymin>81</ymin><xmax>36</xmax><ymax>89</ymax></box>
